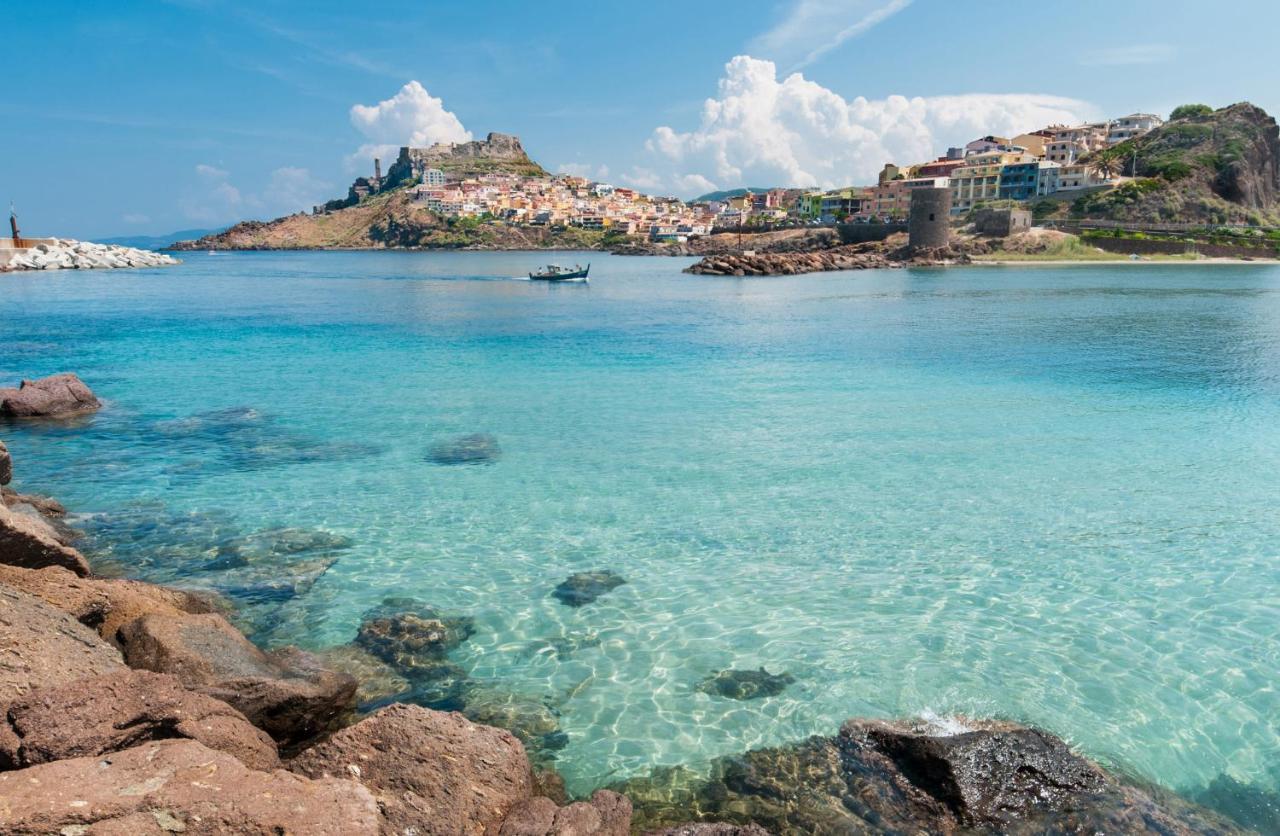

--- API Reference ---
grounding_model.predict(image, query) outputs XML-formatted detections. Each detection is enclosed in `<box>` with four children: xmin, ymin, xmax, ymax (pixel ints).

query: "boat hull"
<box><xmin>530</xmin><ymin>265</ymin><xmax>590</xmax><ymax>281</ymax></box>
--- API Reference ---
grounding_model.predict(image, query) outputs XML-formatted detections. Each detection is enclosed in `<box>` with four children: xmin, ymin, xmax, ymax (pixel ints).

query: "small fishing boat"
<box><xmin>529</xmin><ymin>263</ymin><xmax>589</xmax><ymax>281</ymax></box>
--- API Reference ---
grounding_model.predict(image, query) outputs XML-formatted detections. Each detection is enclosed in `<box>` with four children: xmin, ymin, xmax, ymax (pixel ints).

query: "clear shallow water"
<box><xmin>2</xmin><ymin>252</ymin><xmax>1280</xmax><ymax>803</ymax></box>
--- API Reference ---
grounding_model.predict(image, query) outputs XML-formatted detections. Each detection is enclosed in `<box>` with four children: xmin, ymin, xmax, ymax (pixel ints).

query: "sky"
<box><xmin>4</xmin><ymin>0</ymin><xmax>1280</xmax><ymax>239</ymax></box>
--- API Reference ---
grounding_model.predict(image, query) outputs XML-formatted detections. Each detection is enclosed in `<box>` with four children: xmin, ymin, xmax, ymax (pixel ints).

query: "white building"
<box><xmin>1107</xmin><ymin>113</ymin><xmax>1164</xmax><ymax>144</ymax></box>
<box><xmin>423</xmin><ymin>168</ymin><xmax>446</xmax><ymax>186</ymax></box>
<box><xmin>1036</xmin><ymin>161</ymin><xmax>1061</xmax><ymax>196</ymax></box>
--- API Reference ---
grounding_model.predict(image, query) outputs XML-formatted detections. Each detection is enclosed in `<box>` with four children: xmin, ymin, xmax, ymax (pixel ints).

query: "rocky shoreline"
<box><xmin>0</xmin><ymin>373</ymin><xmax>1263</xmax><ymax>834</ymax></box>
<box><xmin>0</xmin><ymin>239</ymin><xmax>179</xmax><ymax>272</ymax></box>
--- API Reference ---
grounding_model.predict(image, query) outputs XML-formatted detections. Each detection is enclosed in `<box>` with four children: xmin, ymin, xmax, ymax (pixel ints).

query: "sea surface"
<box><xmin>2</xmin><ymin>251</ymin><xmax>1279</xmax><ymax>810</ymax></box>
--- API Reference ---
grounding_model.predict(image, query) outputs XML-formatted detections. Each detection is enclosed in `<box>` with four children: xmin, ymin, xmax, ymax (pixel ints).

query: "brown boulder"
<box><xmin>0</xmin><ymin>564</ymin><xmax>218</xmax><ymax>647</ymax></box>
<box><xmin>0</xmin><ymin>584</ymin><xmax>123</xmax><ymax>702</ymax></box>
<box><xmin>0</xmin><ymin>372</ymin><xmax>101</xmax><ymax>418</ymax></box>
<box><xmin>289</xmin><ymin>703</ymin><xmax>532</xmax><ymax>835</ymax></box>
<box><xmin>2</xmin><ymin>668</ymin><xmax>278</xmax><ymax>770</ymax></box>
<box><xmin>0</xmin><ymin>739</ymin><xmax>379</xmax><ymax>835</ymax></box>
<box><xmin>118</xmin><ymin>611</ymin><xmax>356</xmax><ymax>746</ymax></box>
<box><xmin>500</xmin><ymin>791</ymin><xmax>632</xmax><ymax>836</ymax></box>
<box><xmin>0</xmin><ymin>502</ymin><xmax>91</xmax><ymax>575</ymax></box>
<box><xmin>0</xmin><ymin>440</ymin><xmax>10</xmax><ymax>485</ymax></box>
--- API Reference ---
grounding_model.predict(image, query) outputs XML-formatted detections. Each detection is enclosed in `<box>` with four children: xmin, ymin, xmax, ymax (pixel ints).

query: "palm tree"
<box><xmin>1090</xmin><ymin>153</ymin><xmax>1122</xmax><ymax>182</ymax></box>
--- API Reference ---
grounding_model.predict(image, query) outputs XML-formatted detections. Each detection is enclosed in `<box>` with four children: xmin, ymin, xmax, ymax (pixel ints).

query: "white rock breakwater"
<box><xmin>0</xmin><ymin>239</ymin><xmax>179</xmax><ymax>272</ymax></box>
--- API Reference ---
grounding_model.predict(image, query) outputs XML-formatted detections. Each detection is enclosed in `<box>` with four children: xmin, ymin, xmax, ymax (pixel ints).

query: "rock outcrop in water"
<box><xmin>426</xmin><ymin>431</ymin><xmax>502</xmax><ymax>465</ymax></box>
<box><xmin>619</xmin><ymin>716</ymin><xmax>1247</xmax><ymax>835</ymax></box>
<box><xmin>696</xmin><ymin>668</ymin><xmax>795</xmax><ymax>701</ymax></box>
<box><xmin>0</xmin><ymin>372</ymin><xmax>101</xmax><ymax>418</ymax></box>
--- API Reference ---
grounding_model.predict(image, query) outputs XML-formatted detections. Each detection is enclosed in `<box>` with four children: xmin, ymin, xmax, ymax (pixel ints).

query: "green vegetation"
<box><xmin>974</xmin><ymin>233</ymin><xmax>1125</xmax><ymax>262</ymax></box>
<box><xmin>1170</xmin><ymin>103</ymin><xmax>1214</xmax><ymax>121</ymax></box>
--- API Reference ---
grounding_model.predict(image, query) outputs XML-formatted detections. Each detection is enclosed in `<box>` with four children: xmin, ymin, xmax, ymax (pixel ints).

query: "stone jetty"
<box><xmin>0</xmin><ymin>238</ymin><xmax>179</xmax><ymax>272</ymax></box>
<box><xmin>684</xmin><ymin>241</ymin><xmax>975</xmax><ymax>276</ymax></box>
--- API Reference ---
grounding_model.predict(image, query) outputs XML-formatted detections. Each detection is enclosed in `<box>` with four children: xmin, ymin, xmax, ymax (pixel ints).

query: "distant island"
<box><xmin>171</xmin><ymin>103</ymin><xmax>1280</xmax><ymax>257</ymax></box>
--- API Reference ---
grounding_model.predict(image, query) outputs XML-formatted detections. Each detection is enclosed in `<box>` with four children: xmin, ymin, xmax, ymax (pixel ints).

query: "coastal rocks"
<box><xmin>0</xmin><ymin>668</ymin><xmax>279</xmax><ymax>771</ymax></box>
<box><xmin>0</xmin><ymin>439</ymin><xmax>10</xmax><ymax>484</ymax></box>
<box><xmin>499</xmin><ymin>790</ymin><xmax>633</xmax><ymax>836</ymax></box>
<box><xmin>0</xmin><ymin>238</ymin><xmax>180</xmax><ymax>272</ymax></box>
<box><xmin>0</xmin><ymin>501</ymin><xmax>92</xmax><ymax>575</ymax></box>
<box><xmin>355</xmin><ymin>596</ymin><xmax>476</xmax><ymax>670</ymax></box>
<box><xmin>644</xmin><ymin>825</ymin><xmax>772</xmax><ymax>836</ymax></box>
<box><xmin>316</xmin><ymin>643</ymin><xmax>412</xmax><ymax>708</ymax></box>
<box><xmin>0</xmin><ymin>372</ymin><xmax>101</xmax><ymax>418</ymax></box>
<box><xmin>620</xmin><ymin>716</ymin><xmax>1243</xmax><ymax>835</ymax></box>
<box><xmin>118</xmin><ymin>611</ymin><xmax>357</xmax><ymax>746</ymax></box>
<box><xmin>696</xmin><ymin>668</ymin><xmax>795</xmax><ymax>701</ymax></box>
<box><xmin>460</xmin><ymin>687</ymin><xmax>568</xmax><ymax>754</ymax></box>
<box><xmin>0</xmin><ymin>739</ymin><xmax>379</xmax><ymax>835</ymax></box>
<box><xmin>0</xmin><ymin>564</ymin><xmax>220</xmax><ymax>648</ymax></box>
<box><xmin>0</xmin><ymin>584</ymin><xmax>124</xmax><ymax>700</ymax></box>
<box><xmin>685</xmin><ymin>245</ymin><xmax>899</xmax><ymax>277</ymax></box>
<box><xmin>553</xmin><ymin>570</ymin><xmax>627</xmax><ymax>607</ymax></box>
<box><xmin>289</xmin><ymin>703</ymin><xmax>533</xmax><ymax>836</ymax></box>
<box><xmin>427</xmin><ymin>432</ymin><xmax>502</xmax><ymax>465</ymax></box>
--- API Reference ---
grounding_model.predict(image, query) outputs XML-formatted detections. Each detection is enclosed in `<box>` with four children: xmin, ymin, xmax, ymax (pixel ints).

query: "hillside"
<box><xmin>1072</xmin><ymin>102</ymin><xmax>1280</xmax><ymax>224</ymax></box>
<box><xmin>169</xmin><ymin>189</ymin><xmax>608</xmax><ymax>251</ymax></box>
<box><xmin>692</xmin><ymin>187</ymin><xmax>782</xmax><ymax>202</ymax></box>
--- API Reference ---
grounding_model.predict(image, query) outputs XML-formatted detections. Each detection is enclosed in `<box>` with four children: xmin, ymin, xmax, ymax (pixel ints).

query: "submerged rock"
<box><xmin>289</xmin><ymin>703</ymin><xmax>532</xmax><ymax>836</ymax></box>
<box><xmin>460</xmin><ymin>686</ymin><xmax>566</xmax><ymax>754</ymax></box>
<box><xmin>426</xmin><ymin>432</ymin><xmax>501</xmax><ymax>465</ymax></box>
<box><xmin>618</xmin><ymin>716</ymin><xmax>1247</xmax><ymax>835</ymax></box>
<box><xmin>552</xmin><ymin>569</ymin><xmax>627</xmax><ymax>607</ymax></box>
<box><xmin>0</xmin><ymin>372</ymin><xmax>101</xmax><ymax>418</ymax></box>
<box><xmin>316</xmin><ymin>644</ymin><xmax>412</xmax><ymax>709</ymax></box>
<box><xmin>355</xmin><ymin>597</ymin><xmax>476</xmax><ymax>671</ymax></box>
<box><xmin>696</xmin><ymin>668</ymin><xmax>795</xmax><ymax>701</ymax></box>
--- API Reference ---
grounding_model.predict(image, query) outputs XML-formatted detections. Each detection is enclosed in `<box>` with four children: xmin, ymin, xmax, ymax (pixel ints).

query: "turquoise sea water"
<box><xmin>2</xmin><ymin>252</ymin><xmax>1280</xmax><ymax>805</ymax></box>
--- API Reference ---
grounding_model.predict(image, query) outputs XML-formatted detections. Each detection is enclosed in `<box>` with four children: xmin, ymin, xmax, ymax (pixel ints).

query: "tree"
<box><xmin>1090</xmin><ymin>153</ymin><xmax>1122</xmax><ymax>182</ymax></box>
<box><xmin>1170</xmin><ymin>104</ymin><xmax>1213</xmax><ymax>121</ymax></box>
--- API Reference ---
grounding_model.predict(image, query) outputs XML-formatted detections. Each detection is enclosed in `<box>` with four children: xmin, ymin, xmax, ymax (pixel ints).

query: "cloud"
<box><xmin>646</xmin><ymin>55</ymin><xmax>1095</xmax><ymax>196</ymax></box>
<box><xmin>556</xmin><ymin>162</ymin><xmax>610</xmax><ymax>180</ymax></box>
<box><xmin>618</xmin><ymin>167</ymin><xmax>664</xmax><ymax>191</ymax></box>
<box><xmin>1079</xmin><ymin>44</ymin><xmax>1175</xmax><ymax>66</ymax></box>
<box><xmin>675</xmin><ymin>173</ymin><xmax>719</xmax><ymax>194</ymax></box>
<box><xmin>180</xmin><ymin>163</ymin><xmax>331</xmax><ymax>223</ymax></box>
<box><xmin>751</xmin><ymin>0</ymin><xmax>912</xmax><ymax>70</ymax></box>
<box><xmin>348</xmin><ymin>80</ymin><xmax>470</xmax><ymax>169</ymax></box>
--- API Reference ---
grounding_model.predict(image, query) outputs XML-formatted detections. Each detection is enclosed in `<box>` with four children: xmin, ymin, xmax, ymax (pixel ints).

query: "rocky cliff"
<box><xmin>383</xmin><ymin>131</ymin><xmax>547</xmax><ymax>188</ymax></box>
<box><xmin>1074</xmin><ymin>102</ymin><xmax>1280</xmax><ymax>224</ymax></box>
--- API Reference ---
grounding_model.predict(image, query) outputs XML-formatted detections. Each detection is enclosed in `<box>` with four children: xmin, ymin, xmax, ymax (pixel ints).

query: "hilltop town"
<box><xmin>174</xmin><ymin>102</ymin><xmax>1280</xmax><ymax>252</ymax></box>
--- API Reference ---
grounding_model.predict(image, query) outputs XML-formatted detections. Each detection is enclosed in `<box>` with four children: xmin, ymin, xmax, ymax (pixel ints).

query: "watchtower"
<box><xmin>908</xmin><ymin>188</ymin><xmax>951</xmax><ymax>250</ymax></box>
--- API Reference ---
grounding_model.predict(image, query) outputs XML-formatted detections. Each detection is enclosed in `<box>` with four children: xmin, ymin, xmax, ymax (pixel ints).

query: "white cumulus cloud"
<box><xmin>751</xmin><ymin>0</ymin><xmax>913</xmax><ymax>70</ymax></box>
<box><xmin>347</xmin><ymin>80</ymin><xmax>471</xmax><ymax>170</ymax></box>
<box><xmin>647</xmin><ymin>55</ymin><xmax>1096</xmax><ymax>195</ymax></box>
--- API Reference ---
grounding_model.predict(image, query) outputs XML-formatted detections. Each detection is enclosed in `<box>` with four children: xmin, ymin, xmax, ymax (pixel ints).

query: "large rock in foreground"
<box><xmin>119</xmin><ymin>611</ymin><xmax>356</xmax><ymax>746</ymax></box>
<box><xmin>0</xmin><ymin>739</ymin><xmax>378</xmax><ymax>835</ymax></box>
<box><xmin>0</xmin><ymin>584</ymin><xmax>123</xmax><ymax>701</ymax></box>
<box><xmin>620</xmin><ymin>717</ymin><xmax>1245</xmax><ymax>835</ymax></box>
<box><xmin>289</xmin><ymin>703</ymin><xmax>533</xmax><ymax>835</ymax></box>
<box><xmin>1</xmin><ymin>668</ymin><xmax>278</xmax><ymax>771</ymax></box>
<box><xmin>0</xmin><ymin>502</ymin><xmax>91</xmax><ymax>575</ymax></box>
<box><xmin>0</xmin><ymin>372</ymin><xmax>101</xmax><ymax>418</ymax></box>
<box><xmin>0</xmin><ymin>439</ymin><xmax>11</xmax><ymax>485</ymax></box>
<box><xmin>499</xmin><ymin>790</ymin><xmax>632</xmax><ymax>836</ymax></box>
<box><xmin>0</xmin><ymin>564</ymin><xmax>219</xmax><ymax>647</ymax></box>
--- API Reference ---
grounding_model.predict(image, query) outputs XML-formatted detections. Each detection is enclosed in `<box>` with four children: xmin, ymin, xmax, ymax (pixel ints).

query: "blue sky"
<box><xmin>5</xmin><ymin>0</ymin><xmax>1279</xmax><ymax>239</ymax></box>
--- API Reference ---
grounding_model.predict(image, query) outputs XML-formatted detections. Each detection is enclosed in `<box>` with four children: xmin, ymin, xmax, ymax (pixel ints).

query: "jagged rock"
<box><xmin>619</xmin><ymin>717</ymin><xmax>1244</xmax><ymax>835</ymax></box>
<box><xmin>0</xmin><ymin>739</ymin><xmax>378</xmax><ymax>834</ymax></box>
<box><xmin>0</xmin><ymin>240</ymin><xmax>179</xmax><ymax>273</ymax></box>
<box><xmin>0</xmin><ymin>584</ymin><xmax>123</xmax><ymax>701</ymax></box>
<box><xmin>118</xmin><ymin>611</ymin><xmax>356</xmax><ymax>746</ymax></box>
<box><xmin>0</xmin><ymin>502</ymin><xmax>90</xmax><ymax>575</ymax></box>
<box><xmin>696</xmin><ymin>668</ymin><xmax>795</xmax><ymax>701</ymax></box>
<box><xmin>0</xmin><ymin>440</ymin><xmax>10</xmax><ymax>485</ymax></box>
<box><xmin>500</xmin><ymin>790</ymin><xmax>632</xmax><ymax>836</ymax></box>
<box><xmin>289</xmin><ymin>703</ymin><xmax>533</xmax><ymax>835</ymax></box>
<box><xmin>355</xmin><ymin>596</ymin><xmax>475</xmax><ymax>671</ymax></box>
<box><xmin>552</xmin><ymin>570</ymin><xmax>626</xmax><ymax>607</ymax></box>
<box><xmin>0</xmin><ymin>564</ymin><xmax>219</xmax><ymax>648</ymax></box>
<box><xmin>1</xmin><ymin>668</ymin><xmax>278</xmax><ymax>771</ymax></box>
<box><xmin>426</xmin><ymin>432</ymin><xmax>501</xmax><ymax>465</ymax></box>
<box><xmin>0</xmin><ymin>372</ymin><xmax>100</xmax><ymax>417</ymax></box>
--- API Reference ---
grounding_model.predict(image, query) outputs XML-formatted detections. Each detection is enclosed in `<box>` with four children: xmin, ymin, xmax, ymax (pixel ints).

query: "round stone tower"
<box><xmin>908</xmin><ymin>188</ymin><xmax>952</xmax><ymax>250</ymax></box>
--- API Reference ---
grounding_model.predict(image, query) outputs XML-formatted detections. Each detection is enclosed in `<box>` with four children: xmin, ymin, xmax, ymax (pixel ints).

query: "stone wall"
<box><xmin>1086</xmin><ymin>235</ymin><xmax>1280</xmax><ymax>260</ymax></box>
<box><xmin>836</xmin><ymin>222</ymin><xmax>906</xmax><ymax>244</ymax></box>
<box><xmin>974</xmin><ymin>207</ymin><xmax>1032</xmax><ymax>237</ymax></box>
